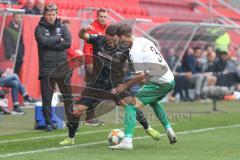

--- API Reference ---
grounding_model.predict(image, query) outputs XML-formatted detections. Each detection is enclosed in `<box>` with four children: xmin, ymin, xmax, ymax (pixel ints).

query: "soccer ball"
<box><xmin>108</xmin><ymin>129</ymin><xmax>125</xmax><ymax>145</ymax></box>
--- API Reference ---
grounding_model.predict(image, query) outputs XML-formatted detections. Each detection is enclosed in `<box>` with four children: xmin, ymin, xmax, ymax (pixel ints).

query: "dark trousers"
<box><xmin>172</xmin><ymin>75</ymin><xmax>190</xmax><ymax>99</ymax></box>
<box><xmin>40</xmin><ymin>75</ymin><xmax>75</xmax><ymax>126</ymax></box>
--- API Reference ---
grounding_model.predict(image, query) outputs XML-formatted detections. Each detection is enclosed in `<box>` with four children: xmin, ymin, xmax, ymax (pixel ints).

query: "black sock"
<box><xmin>13</xmin><ymin>104</ymin><xmax>19</xmax><ymax>109</ymax></box>
<box><xmin>23</xmin><ymin>95</ymin><xmax>29</xmax><ymax>101</ymax></box>
<box><xmin>136</xmin><ymin>109</ymin><xmax>149</xmax><ymax>130</ymax></box>
<box><xmin>68</xmin><ymin>122</ymin><xmax>79</xmax><ymax>138</ymax></box>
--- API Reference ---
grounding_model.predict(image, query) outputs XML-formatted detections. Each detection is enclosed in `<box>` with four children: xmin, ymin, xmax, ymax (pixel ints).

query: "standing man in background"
<box><xmin>83</xmin><ymin>8</ymin><xmax>109</xmax><ymax>126</ymax></box>
<box><xmin>35</xmin><ymin>0</ymin><xmax>46</xmax><ymax>15</ymax></box>
<box><xmin>21</xmin><ymin>0</ymin><xmax>39</xmax><ymax>15</ymax></box>
<box><xmin>3</xmin><ymin>13</ymin><xmax>25</xmax><ymax>75</ymax></box>
<box><xmin>35</xmin><ymin>3</ymin><xmax>73</xmax><ymax>132</ymax></box>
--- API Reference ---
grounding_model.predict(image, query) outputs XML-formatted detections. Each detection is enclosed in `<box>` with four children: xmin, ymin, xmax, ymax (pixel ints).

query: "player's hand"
<box><xmin>111</xmin><ymin>84</ymin><xmax>127</xmax><ymax>95</ymax></box>
<box><xmin>83</xmin><ymin>25</ymin><xmax>94</xmax><ymax>31</ymax></box>
<box><xmin>60</xmin><ymin>38</ymin><xmax>64</xmax><ymax>42</ymax></box>
<box><xmin>140</xmin><ymin>78</ymin><xmax>148</xmax><ymax>84</ymax></box>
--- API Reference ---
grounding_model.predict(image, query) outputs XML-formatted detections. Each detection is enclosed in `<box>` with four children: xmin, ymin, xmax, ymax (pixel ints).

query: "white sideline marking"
<box><xmin>1</xmin><ymin>124</ymin><xmax>240</xmax><ymax>158</ymax></box>
<box><xmin>0</xmin><ymin>130</ymin><xmax>107</xmax><ymax>144</ymax></box>
<box><xmin>0</xmin><ymin>124</ymin><xmax>161</xmax><ymax>144</ymax></box>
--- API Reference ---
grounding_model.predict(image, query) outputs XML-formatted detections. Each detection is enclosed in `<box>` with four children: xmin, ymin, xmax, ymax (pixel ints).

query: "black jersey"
<box><xmin>87</xmin><ymin>34</ymin><xmax>129</xmax><ymax>88</ymax></box>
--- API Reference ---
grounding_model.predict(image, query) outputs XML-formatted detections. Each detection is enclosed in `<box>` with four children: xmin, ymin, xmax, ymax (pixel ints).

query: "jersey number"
<box><xmin>150</xmin><ymin>46</ymin><xmax>162</xmax><ymax>63</ymax></box>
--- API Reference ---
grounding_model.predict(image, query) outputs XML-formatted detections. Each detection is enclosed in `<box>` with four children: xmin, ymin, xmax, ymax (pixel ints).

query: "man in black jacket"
<box><xmin>35</xmin><ymin>3</ymin><xmax>74</xmax><ymax>132</ymax></box>
<box><xmin>3</xmin><ymin>13</ymin><xmax>25</xmax><ymax>75</ymax></box>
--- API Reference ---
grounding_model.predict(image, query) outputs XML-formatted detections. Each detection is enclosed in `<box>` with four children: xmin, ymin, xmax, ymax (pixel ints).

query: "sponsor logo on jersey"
<box><xmin>45</xmin><ymin>29</ymin><xmax>50</xmax><ymax>36</ymax></box>
<box><xmin>56</xmin><ymin>28</ymin><xmax>61</xmax><ymax>35</ymax></box>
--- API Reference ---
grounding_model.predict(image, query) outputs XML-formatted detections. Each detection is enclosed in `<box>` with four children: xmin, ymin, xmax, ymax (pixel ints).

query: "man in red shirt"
<box><xmin>83</xmin><ymin>9</ymin><xmax>109</xmax><ymax>126</ymax></box>
<box><xmin>83</xmin><ymin>8</ymin><xmax>108</xmax><ymax>65</ymax></box>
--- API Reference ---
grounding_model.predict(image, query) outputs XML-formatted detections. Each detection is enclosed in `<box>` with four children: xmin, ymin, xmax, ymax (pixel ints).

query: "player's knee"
<box><xmin>71</xmin><ymin>104</ymin><xmax>88</xmax><ymax>118</ymax></box>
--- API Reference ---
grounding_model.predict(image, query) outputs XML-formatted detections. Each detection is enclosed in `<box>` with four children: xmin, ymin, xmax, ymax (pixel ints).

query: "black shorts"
<box><xmin>75</xmin><ymin>86</ymin><xmax>132</xmax><ymax>108</ymax></box>
<box><xmin>75</xmin><ymin>97</ymin><xmax>101</xmax><ymax>109</ymax></box>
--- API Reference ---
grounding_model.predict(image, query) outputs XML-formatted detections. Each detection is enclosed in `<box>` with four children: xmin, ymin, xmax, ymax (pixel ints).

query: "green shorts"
<box><xmin>135</xmin><ymin>80</ymin><xmax>175</xmax><ymax>105</ymax></box>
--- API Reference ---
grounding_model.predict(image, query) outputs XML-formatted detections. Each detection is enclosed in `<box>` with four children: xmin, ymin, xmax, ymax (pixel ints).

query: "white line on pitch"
<box><xmin>1</xmin><ymin>124</ymin><xmax>240</xmax><ymax>158</ymax></box>
<box><xmin>0</xmin><ymin>124</ymin><xmax>162</xmax><ymax>144</ymax></box>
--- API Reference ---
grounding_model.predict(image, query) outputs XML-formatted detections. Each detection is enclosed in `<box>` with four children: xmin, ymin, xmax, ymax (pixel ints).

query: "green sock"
<box><xmin>124</xmin><ymin>104</ymin><xmax>137</xmax><ymax>138</ymax></box>
<box><xmin>152</xmin><ymin>101</ymin><xmax>171</xmax><ymax>129</ymax></box>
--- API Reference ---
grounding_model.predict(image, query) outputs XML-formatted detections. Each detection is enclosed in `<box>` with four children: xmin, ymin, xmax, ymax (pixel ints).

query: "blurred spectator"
<box><xmin>235</xmin><ymin>46</ymin><xmax>240</xmax><ymax>62</ymax></box>
<box><xmin>164</xmin><ymin>48</ymin><xmax>177</xmax><ymax>70</ymax></box>
<box><xmin>3</xmin><ymin>13</ymin><xmax>25</xmax><ymax>75</ymax></box>
<box><xmin>35</xmin><ymin>0</ymin><xmax>45</xmax><ymax>15</ymax></box>
<box><xmin>21</xmin><ymin>0</ymin><xmax>40</xmax><ymax>15</ymax></box>
<box><xmin>214</xmin><ymin>51</ymin><xmax>229</xmax><ymax>72</ymax></box>
<box><xmin>165</xmin><ymin>48</ymin><xmax>193</xmax><ymax>101</ymax></box>
<box><xmin>202</xmin><ymin>45</ymin><xmax>217</xmax><ymax>72</ymax></box>
<box><xmin>202</xmin><ymin>50</ymin><xmax>239</xmax><ymax>88</ymax></box>
<box><xmin>215</xmin><ymin>31</ymin><xmax>230</xmax><ymax>55</ymax></box>
<box><xmin>232</xmin><ymin>46</ymin><xmax>240</xmax><ymax>75</ymax></box>
<box><xmin>171</xmin><ymin>48</ymin><xmax>194</xmax><ymax>101</ymax></box>
<box><xmin>171</xmin><ymin>70</ymin><xmax>193</xmax><ymax>102</ymax></box>
<box><xmin>214</xmin><ymin>51</ymin><xmax>240</xmax><ymax>87</ymax></box>
<box><xmin>0</xmin><ymin>69</ymin><xmax>37</xmax><ymax>114</ymax></box>
<box><xmin>208</xmin><ymin>28</ymin><xmax>230</xmax><ymax>54</ymax></box>
<box><xmin>182</xmin><ymin>47</ymin><xmax>207</xmax><ymax>100</ymax></box>
<box><xmin>202</xmin><ymin>47</ymin><xmax>218</xmax><ymax>86</ymax></box>
<box><xmin>83</xmin><ymin>8</ymin><xmax>109</xmax><ymax>126</ymax></box>
<box><xmin>175</xmin><ymin>47</ymin><xmax>184</xmax><ymax>59</ymax></box>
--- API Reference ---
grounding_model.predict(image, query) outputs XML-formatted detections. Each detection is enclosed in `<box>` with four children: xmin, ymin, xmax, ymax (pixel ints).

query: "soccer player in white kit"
<box><xmin>110</xmin><ymin>24</ymin><xmax>177</xmax><ymax>150</ymax></box>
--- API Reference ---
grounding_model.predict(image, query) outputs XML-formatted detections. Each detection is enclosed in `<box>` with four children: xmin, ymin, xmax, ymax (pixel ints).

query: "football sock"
<box><xmin>136</xmin><ymin>109</ymin><xmax>149</xmax><ymax>130</ymax></box>
<box><xmin>124</xmin><ymin>137</ymin><xmax>133</xmax><ymax>143</ymax></box>
<box><xmin>151</xmin><ymin>101</ymin><xmax>171</xmax><ymax>129</ymax></box>
<box><xmin>68</xmin><ymin>122</ymin><xmax>79</xmax><ymax>138</ymax></box>
<box><xmin>166</xmin><ymin>127</ymin><xmax>174</xmax><ymax>133</ymax></box>
<box><xmin>124</xmin><ymin>104</ymin><xmax>137</xmax><ymax>138</ymax></box>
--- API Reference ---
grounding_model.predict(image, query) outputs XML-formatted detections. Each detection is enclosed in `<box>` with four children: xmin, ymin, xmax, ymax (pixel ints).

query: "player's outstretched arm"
<box><xmin>124</xmin><ymin>72</ymin><xmax>146</xmax><ymax>89</ymax></box>
<box><xmin>78</xmin><ymin>25</ymin><xmax>94</xmax><ymax>41</ymax></box>
<box><xmin>111</xmin><ymin>73</ymin><xmax>146</xmax><ymax>95</ymax></box>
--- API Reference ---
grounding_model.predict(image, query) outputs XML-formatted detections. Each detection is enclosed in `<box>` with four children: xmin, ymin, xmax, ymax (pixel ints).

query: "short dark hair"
<box><xmin>116</xmin><ymin>24</ymin><xmax>132</xmax><ymax>37</ymax></box>
<box><xmin>97</xmin><ymin>8</ymin><xmax>107</xmax><ymax>16</ymax></box>
<box><xmin>43</xmin><ymin>3</ymin><xmax>58</xmax><ymax>15</ymax></box>
<box><xmin>219</xmin><ymin>50</ymin><xmax>228</xmax><ymax>55</ymax></box>
<box><xmin>106</xmin><ymin>24</ymin><xmax>119</xmax><ymax>37</ymax></box>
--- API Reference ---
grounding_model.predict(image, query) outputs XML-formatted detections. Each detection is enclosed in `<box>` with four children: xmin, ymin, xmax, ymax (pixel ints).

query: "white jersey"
<box><xmin>129</xmin><ymin>37</ymin><xmax>174</xmax><ymax>84</ymax></box>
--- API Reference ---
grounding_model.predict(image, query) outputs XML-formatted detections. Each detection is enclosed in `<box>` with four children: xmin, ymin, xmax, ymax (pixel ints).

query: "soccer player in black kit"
<box><xmin>59</xmin><ymin>24</ymin><xmax>160</xmax><ymax>149</ymax></box>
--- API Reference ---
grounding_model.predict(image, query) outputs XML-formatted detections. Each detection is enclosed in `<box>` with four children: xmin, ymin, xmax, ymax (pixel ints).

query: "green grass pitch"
<box><xmin>0</xmin><ymin>100</ymin><xmax>240</xmax><ymax>160</ymax></box>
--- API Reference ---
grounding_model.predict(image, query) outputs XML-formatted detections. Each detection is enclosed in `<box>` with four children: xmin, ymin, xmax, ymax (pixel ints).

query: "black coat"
<box><xmin>35</xmin><ymin>18</ymin><xmax>71</xmax><ymax>79</ymax></box>
<box><xmin>3</xmin><ymin>21</ymin><xmax>24</xmax><ymax>62</ymax></box>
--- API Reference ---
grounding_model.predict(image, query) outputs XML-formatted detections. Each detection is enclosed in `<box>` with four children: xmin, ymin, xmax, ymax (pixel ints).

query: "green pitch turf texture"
<box><xmin>0</xmin><ymin>100</ymin><xmax>240</xmax><ymax>160</ymax></box>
